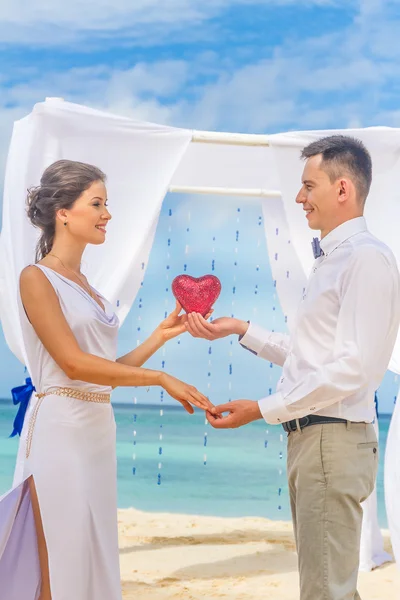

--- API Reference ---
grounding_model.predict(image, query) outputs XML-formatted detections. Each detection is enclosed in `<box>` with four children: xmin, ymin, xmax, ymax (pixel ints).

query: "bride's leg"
<box><xmin>28</xmin><ymin>477</ymin><xmax>52</xmax><ymax>600</ymax></box>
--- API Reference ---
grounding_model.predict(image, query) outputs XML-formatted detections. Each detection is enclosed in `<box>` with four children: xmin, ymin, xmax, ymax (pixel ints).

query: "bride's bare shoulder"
<box><xmin>20</xmin><ymin>265</ymin><xmax>54</xmax><ymax>297</ymax></box>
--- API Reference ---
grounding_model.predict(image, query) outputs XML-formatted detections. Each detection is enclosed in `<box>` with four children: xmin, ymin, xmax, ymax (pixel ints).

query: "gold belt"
<box><xmin>26</xmin><ymin>387</ymin><xmax>111</xmax><ymax>458</ymax></box>
<box><xmin>36</xmin><ymin>387</ymin><xmax>111</xmax><ymax>403</ymax></box>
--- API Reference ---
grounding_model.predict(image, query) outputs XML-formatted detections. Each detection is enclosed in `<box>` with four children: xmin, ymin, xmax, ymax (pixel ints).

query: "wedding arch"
<box><xmin>1</xmin><ymin>97</ymin><xmax>399</xmax><ymax>572</ymax></box>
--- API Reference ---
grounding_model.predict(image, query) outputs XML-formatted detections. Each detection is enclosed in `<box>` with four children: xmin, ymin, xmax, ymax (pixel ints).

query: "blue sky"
<box><xmin>0</xmin><ymin>0</ymin><xmax>400</xmax><ymax>412</ymax></box>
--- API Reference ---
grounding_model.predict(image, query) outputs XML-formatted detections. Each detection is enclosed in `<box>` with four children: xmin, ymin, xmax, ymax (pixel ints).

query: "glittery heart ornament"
<box><xmin>172</xmin><ymin>274</ymin><xmax>222</xmax><ymax>316</ymax></box>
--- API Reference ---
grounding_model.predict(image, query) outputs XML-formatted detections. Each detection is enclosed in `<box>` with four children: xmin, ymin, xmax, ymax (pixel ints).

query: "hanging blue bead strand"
<box><xmin>203</xmin><ymin>231</ymin><xmax>216</xmax><ymax>466</ymax></box>
<box><xmin>264</xmin><ymin>428</ymin><xmax>269</xmax><ymax>449</ymax></box>
<box><xmin>204</xmin><ymin>309</ymin><xmax>209</xmax><ymax>467</ymax></box>
<box><xmin>136</xmin><ymin>263</ymin><xmax>145</xmax><ymax>345</ymax></box>
<box><xmin>132</xmin><ymin>408</ymin><xmax>138</xmax><ymax>474</ymax></box>
<box><xmin>184</xmin><ymin>208</ymin><xmax>191</xmax><ymax>262</ymax></box>
<box><xmin>270</xmin><ymin>233</ymin><xmax>279</xmax><ymax>390</ymax></box>
<box><xmin>132</xmin><ymin>259</ymin><xmax>145</xmax><ymax>478</ymax></box>
<box><xmin>157</xmin><ymin>207</ymin><xmax>173</xmax><ymax>484</ymax></box>
<box><xmin>253</xmin><ymin>213</ymin><xmax>262</xmax><ymax>323</ymax></box>
<box><xmin>229</xmin><ymin>211</ymin><xmax>240</xmax><ymax>401</ymax></box>
<box><xmin>157</xmin><ymin>391</ymin><xmax>164</xmax><ymax>485</ymax></box>
<box><xmin>132</xmin><ymin>396</ymin><xmax>138</xmax><ymax>475</ymax></box>
<box><xmin>231</xmin><ymin>209</ymin><xmax>240</xmax><ymax>316</ymax></box>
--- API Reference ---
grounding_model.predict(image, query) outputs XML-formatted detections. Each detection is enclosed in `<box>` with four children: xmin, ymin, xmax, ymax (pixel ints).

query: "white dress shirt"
<box><xmin>240</xmin><ymin>217</ymin><xmax>400</xmax><ymax>425</ymax></box>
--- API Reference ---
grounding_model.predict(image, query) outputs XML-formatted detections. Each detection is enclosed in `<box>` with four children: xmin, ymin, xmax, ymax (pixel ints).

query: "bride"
<box><xmin>0</xmin><ymin>159</ymin><xmax>212</xmax><ymax>600</ymax></box>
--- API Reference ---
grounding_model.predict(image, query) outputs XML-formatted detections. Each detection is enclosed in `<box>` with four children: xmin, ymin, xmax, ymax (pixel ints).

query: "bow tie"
<box><xmin>312</xmin><ymin>237</ymin><xmax>324</xmax><ymax>259</ymax></box>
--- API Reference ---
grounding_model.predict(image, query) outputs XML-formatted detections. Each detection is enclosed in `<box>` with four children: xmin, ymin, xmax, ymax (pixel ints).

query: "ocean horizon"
<box><xmin>0</xmin><ymin>400</ymin><xmax>391</xmax><ymax>527</ymax></box>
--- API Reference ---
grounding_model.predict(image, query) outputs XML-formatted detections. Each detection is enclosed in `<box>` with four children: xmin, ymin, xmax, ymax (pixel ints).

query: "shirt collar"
<box><xmin>319</xmin><ymin>216</ymin><xmax>367</xmax><ymax>257</ymax></box>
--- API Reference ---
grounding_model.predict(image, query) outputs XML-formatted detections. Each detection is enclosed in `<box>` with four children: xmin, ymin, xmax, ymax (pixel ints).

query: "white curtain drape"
<box><xmin>0</xmin><ymin>99</ymin><xmax>192</xmax><ymax>369</ymax></box>
<box><xmin>261</xmin><ymin>194</ymin><xmax>307</xmax><ymax>331</ymax></box>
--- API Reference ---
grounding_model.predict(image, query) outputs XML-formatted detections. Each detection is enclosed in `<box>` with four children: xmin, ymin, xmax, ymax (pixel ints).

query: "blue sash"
<box><xmin>9</xmin><ymin>377</ymin><xmax>35</xmax><ymax>438</ymax></box>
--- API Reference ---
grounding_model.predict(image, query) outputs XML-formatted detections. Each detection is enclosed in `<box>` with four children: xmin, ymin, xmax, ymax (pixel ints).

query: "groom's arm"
<box><xmin>239</xmin><ymin>322</ymin><xmax>290</xmax><ymax>367</ymax></box>
<box><xmin>185</xmin><ymin>314</ymin><xmax>290</xmax><ymax>367</ymax></box>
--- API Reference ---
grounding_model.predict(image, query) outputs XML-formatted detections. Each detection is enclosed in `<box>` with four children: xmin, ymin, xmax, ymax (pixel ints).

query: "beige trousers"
<box><xmin>287</xmin><ymin>421</ymin><xmax>378</xmax><ymax>600</ymax></box>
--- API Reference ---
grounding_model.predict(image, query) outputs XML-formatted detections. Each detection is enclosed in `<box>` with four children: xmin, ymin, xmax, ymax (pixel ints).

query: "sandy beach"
<box><xmin>118</xmin><ymin>509</ymin><xmax>399</xmax><ymax>599</ymax></box>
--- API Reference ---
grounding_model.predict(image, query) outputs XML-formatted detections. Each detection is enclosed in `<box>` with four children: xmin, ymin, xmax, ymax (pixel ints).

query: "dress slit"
<box><xmin>29</xmin><ymin>476</ymin><xmax>52</xmax><ymax>599</ymax></box>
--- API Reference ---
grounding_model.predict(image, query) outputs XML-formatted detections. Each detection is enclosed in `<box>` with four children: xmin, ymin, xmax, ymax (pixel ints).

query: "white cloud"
<box><xmin>1</xmin><ymin>0</ymin><xmax>340</xmax><ymax>25</ymax></box>
<box><xmin>0</xmin><ymin>0</ymin><xmax>399</xmax><ymax>180</ymax></box>
<box><xmin>0</xmin><ymin>0</ymin><xmax>342</xmax><ymax>46</ymax></box>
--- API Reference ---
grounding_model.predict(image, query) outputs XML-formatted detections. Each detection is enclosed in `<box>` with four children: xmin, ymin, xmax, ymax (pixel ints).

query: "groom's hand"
<box><xmin>156</xmin><ymin>301</ymin><xmax>214</xmax><ymax>342</ymax></box>
<box><xmin>206</xmin><ymin>400</ymin><xmax>262</xmax><ymax>429</ymax></box>
<box><xmin>185</xmin><ymin>314</ymin><xmax>248</xmax><ymax>340</ymax></box>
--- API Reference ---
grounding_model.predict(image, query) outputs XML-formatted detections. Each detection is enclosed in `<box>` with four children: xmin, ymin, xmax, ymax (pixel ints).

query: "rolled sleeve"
<box><xmin>239</xmin><ymin>322</ymin><xmax>290</xmax><ymax>367</ymax></box>
<box><xmin>239</xmin><ymin>322</ymin><xmax>270</xmax><ymax>354</ymax></box>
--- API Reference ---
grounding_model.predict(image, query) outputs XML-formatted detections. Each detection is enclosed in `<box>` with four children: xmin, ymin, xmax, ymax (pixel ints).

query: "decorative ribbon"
<box><xmin>9</xmin><ymin>377</ymin><xmax>35</xmax><ymax>438</ymax></box>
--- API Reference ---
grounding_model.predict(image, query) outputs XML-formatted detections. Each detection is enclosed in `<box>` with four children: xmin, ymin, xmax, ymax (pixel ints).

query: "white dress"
<box><xmin>0</xmin><ymin>264</ymin><xmax>122</xmax><ymax>600</ymax></box>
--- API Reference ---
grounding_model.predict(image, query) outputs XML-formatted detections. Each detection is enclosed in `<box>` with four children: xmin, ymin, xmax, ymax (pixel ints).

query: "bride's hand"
<box><xmin>160</xmin><ymin>372</ymin><xmax>214</xmax><ymax>414</ymax></box>
<box><xmin>156</xmin><ymin>301</ymin><xmax>213</xmax><ymax>342</ymax></box>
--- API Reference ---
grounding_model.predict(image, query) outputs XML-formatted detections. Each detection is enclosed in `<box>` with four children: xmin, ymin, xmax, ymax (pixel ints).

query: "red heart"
<box><xmin>172</xmin><ymin>274</ymin><xmax>222</xmax><ymax>316</ymax></box>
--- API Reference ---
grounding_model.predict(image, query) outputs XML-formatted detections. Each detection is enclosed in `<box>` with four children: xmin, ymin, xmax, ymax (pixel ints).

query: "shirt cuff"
<box><xmin>258</xmin><ymin>392</ymin><xmax>293</xmax><ymax>425</ymax></box>
<box><xmin>239</xmin><ymin>322</ymin><xmax>271</xmax><ymax>355</ymax></box>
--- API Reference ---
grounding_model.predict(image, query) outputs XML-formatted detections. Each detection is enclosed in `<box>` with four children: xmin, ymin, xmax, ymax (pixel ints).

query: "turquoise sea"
<box><xmin>0</xmin><ymin>401</ymin><xmax>391</xmax><ymax>527</ymax></box>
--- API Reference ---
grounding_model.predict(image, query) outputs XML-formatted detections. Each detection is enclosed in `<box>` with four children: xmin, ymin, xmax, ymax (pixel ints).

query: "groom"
<box><xmin>185</xmin><ymin>135</ymin><xmax>400</xmax><ymax>600</ymax></box>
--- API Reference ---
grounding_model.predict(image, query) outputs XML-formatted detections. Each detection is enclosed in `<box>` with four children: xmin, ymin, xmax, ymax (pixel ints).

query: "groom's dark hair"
<box><xmin>301</xmin><ymin>135</ymin><xmax>372</xmax><ymax>205</ymax></box>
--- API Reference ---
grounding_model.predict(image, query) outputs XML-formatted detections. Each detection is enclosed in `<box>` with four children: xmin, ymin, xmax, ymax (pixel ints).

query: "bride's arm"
<box><xmin>117</xmin><ymin>302</ymin><xmax>212</xmax><ymax>368</ymax></box>
<box><xmin>116</xmin><ymin>329</ymin><xmax>166</xmax><ymax>368</ymax></box>
<box><xmin>20</xmin><ymin>267</ymin><xmax>211</xmax><ymax>412</ymax></box>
